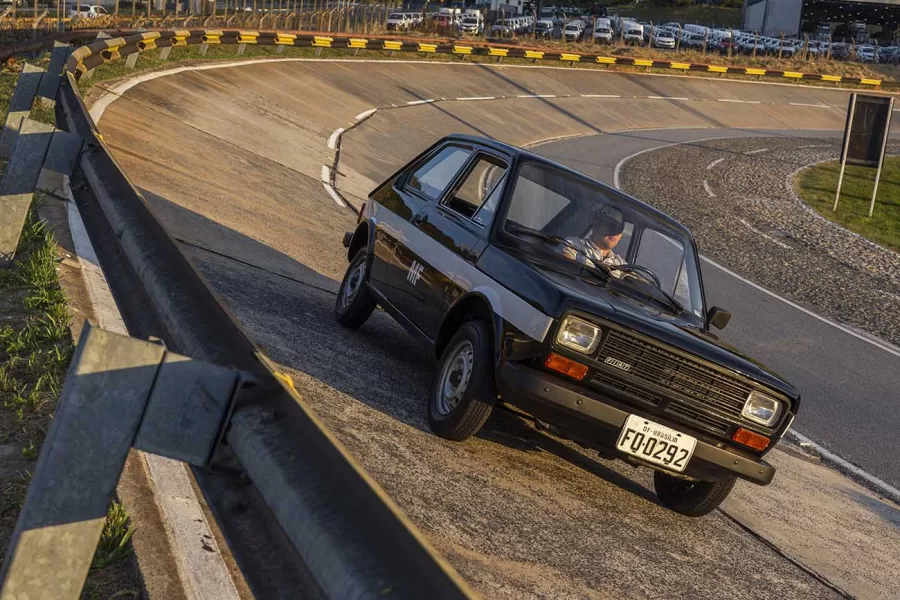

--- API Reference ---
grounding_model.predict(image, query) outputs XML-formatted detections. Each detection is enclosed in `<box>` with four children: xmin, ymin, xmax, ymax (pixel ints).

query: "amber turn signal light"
<box><xmin>544</xmin><ymin>352</ymin><xmax>589</xmax><ymax>381</ymax></box>
<box><xmin>732</xmin><ymin>427</ymin><xmax>770</xmax><ymax>451</ymax></box>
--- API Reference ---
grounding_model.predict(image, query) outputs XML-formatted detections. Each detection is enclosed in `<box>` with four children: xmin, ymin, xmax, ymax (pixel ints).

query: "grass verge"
<box><xmin>0</xmin><ymin>206</ymin><xmax>141</xmax><ymax>599</ymax></box>
<box><xmin>795</xmin><ymin>157</ymin><xmax>900</xmax><ymax>252</ymax></box>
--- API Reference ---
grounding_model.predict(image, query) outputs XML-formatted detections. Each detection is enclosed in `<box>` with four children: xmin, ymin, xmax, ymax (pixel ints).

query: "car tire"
<box><xmin>653</xmin><ymin>471</ymin><xmax>736</xmax><ymax>517</ymax></box>
<box><xmin>335</xmin><ymin>248</ymin><xmax>376</xmax><ymax>329</ymax></box>
<box><xmin>428</xmin><ymin>320</ymin><xmax>496</xmax><ymax>441</ymax></box>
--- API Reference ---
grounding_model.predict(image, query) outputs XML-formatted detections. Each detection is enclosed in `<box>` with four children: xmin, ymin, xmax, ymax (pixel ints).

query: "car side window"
<box><xmin>441</xmin><ymin>155</ymin><xmax>508</xmax><ymax>227</ymax></box>
<box><xmin>406</xmin><ymin>146</ymin><xmax>471</xmax><ymax>201</ymax></box>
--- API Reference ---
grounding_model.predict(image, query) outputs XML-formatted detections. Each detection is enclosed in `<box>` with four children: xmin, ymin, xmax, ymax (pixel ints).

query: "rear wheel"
<box><xmin>335</xmin><ymin>249</ymin><xmax>376</xmax><ymax>329</ymax></box>
<box><xmin>428</xmin><ymin>320</ymin><xmax>496</xmax><ymax>441</ymax></box>
<box><xmin>653</xmin><ymin>471</ymin><xmax>736</xmax><ymax>517</ymax></box>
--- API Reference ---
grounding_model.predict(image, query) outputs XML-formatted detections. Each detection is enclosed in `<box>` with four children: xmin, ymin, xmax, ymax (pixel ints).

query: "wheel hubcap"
<box><xmin>340</xmin><ymin>260</ymin><xmax>366</xmax><ymax>309</ymax></box>
<box><xmin>437</xmin><ymin>340</ymin><xmax>474</xmax><ymax>416</ymax></box>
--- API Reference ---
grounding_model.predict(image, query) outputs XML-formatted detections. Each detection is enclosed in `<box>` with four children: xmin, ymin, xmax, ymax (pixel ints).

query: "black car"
<box><xmin>336</xmin><ymin>135</ymin><xmax>800</xmax><ymax>517</ymax></box>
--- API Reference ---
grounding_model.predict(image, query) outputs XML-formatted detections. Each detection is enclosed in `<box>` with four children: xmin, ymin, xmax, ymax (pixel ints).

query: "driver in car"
<box><xmin>560</xmin><ymin>206</ymin><xmax>627</xmax><ymax>277</ymax></box>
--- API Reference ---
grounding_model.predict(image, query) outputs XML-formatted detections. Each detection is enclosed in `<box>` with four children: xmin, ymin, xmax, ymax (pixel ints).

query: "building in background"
<box><xmin>743</xmin><ymin>0</ymin><xmax>900</xmax><ymax>41</ymax></box>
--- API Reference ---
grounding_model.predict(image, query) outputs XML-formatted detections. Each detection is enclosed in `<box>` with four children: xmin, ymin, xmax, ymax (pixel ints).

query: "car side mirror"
<box><xmin>707</xmin><ymin>307</ymin><xmax>731</xmax><ymax>330</ymax></box>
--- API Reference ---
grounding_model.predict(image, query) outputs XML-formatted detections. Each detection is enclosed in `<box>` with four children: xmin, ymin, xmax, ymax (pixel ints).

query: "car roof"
<box><xmin>439</xmin><ymin>134</ymin><xmax>693</xmax><ymax>237</ymax></box>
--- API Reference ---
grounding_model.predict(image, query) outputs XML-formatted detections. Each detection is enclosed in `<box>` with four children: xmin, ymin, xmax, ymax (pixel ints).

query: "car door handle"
<box><xmin>412</xmin><ymin>213</ymin><xmax>428</xmax><ymax>225</ymax></box>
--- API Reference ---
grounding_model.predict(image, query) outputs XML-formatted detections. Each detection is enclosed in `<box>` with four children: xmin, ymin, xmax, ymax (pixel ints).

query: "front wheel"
<box><xmin>335</xmin><ymin>249</ymin><xmax>376</xmax><ymax>329</ymax></box>
<box><xmin>653</xmin><ymin>471</ymin><xmax>736</xmax><ymax>517</ymax></box>
<box><xmin>428</xmin><ymin>320</ymin><xmax>496</xmax><ymax>441</ymax></box>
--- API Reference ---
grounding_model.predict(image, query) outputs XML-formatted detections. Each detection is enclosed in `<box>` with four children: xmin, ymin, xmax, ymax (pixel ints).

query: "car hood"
<box><xmin>531</xmin><ymin>263</ymin><xmax>799</xmax><ymax>400</ymax></box>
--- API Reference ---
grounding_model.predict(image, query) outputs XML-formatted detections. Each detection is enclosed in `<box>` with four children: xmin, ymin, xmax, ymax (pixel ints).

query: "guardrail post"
<box><xmin>236</xmin><ymin>42</ymin><xmax>247</xmax><ymax>55</ymax></box>
<box><xmin>1</xmin><ymin>118</ymin><xmax>82</xmax><ymax>267</ymax></box>
<box><xmin>36</xmin><ymin>42</ymin><xmax>73</xmax><ymax>108</ymax></box>
<box><xmin>0</xmin><ymin>323</ymin><xmax>248</xmax><ymax>599</ymax></box>
<box><xmin>0</xmin><ymin>63</ymin><xmax>43</xmax><ymax>160</ymax></box>
<box><xmin>199</xmin><ymin>41</ymin><xmax>209</xmax><ymax>55</ymax></box>
<box><xmin>125</xmin><ymin>51</ymin><xmax>140</xmax><ymax>69</ymax></box>
<box><xmin>0</xmin><ymin>119</ymin><xmax>82</xmax><ymax>269</ymax></box>
<box><xmin>159</xmin><ymin>44</ymin><xmax>173</xmax><ymax>60</ymax></box>
<box><xmin>0</xmin><ymin>325</ymin><xmax>165</xmax><ymax>600</ymax></box>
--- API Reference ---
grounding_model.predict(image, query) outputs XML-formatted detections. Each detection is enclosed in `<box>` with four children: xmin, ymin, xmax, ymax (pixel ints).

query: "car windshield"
<box><xmin>502</xmin><ymin>160</ymin><xmax>705</xmax><ymax>318</ymax></box>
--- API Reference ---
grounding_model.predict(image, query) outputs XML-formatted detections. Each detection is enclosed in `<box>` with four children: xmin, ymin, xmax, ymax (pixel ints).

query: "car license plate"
<box><xmin>616</xmin><ymin>415</ymin><xmax>696</xmax><ymax>472</ymax></box>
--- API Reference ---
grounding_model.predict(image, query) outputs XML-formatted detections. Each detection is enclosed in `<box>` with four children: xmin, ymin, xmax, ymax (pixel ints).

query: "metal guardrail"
<box><xmin>0</xmin><ymin>30</ymin><xmax>475</xmax><ymax>600</ymax></box>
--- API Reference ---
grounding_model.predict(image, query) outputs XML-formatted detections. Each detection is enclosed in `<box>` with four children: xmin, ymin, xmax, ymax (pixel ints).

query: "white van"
<box><xmin>623</xmin><ymin>21</ymin><xmax>644</xmax><ymax>45</ymax></box>
<box><xmin>563</xmin><ymin>19</ymin><xmax>585</xmax><ymax>42</ymax></box>
<box><xmin>458</xmin><ymin>11</ymin><xmax>483</xmax><ymax>34</ymax></box>
<box><xmin>593</xmin><ymin>17</ymin><xmax>612</xmax><ymax>44</ymax></box>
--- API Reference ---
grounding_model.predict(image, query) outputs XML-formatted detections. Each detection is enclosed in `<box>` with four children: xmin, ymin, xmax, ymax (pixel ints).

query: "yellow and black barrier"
<box><xmin>63</xmin><ymin>29</ymin><xmax>893</xmax><ymax>90</ymax></box>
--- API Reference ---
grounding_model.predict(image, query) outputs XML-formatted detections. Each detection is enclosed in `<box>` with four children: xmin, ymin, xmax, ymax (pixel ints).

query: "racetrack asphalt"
<box><xmin>89</xmin><ymin>60</ymin><xmax>900</xmax><ymax>598</ymax></box>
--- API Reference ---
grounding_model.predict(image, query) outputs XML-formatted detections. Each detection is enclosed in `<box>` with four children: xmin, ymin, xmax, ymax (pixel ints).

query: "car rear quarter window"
<box><xmin>406</xmin><ymin>146</ymin><xmax>471</xmax><ymax>201</ymax></box>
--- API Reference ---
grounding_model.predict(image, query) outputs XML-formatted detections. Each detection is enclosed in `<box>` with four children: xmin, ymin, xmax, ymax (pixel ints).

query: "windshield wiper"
<box><xmin>505</xmin><ymin>224</ymin><xmax>610</xmax><ymax>283</ymax></box>
<box><xmin>606</xmin><ymin>264</ymin><xmax>684</xmax><ymax>314</ymax></box>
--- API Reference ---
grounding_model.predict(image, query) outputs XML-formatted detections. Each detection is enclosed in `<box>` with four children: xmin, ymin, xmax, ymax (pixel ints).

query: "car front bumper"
<box><xmin>497</xmin><ymin>362</ymin><xmax>776</xmax><ymax>485</ymax></box>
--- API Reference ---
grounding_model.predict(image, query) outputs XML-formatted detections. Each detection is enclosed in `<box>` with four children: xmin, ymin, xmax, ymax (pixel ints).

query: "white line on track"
<box><xmin>789</xmin><ymin>102</ymin><xmax>830</xmax><ymax>108</ymax></box>
<box><xmin>322</xmin><ymin>182</ymin><xmax>347</xmax><ymax>208</ymax></box>
<box><xmin>707</xmin><ymin>157</ymin><xmax>725</xmax><ymax>170</ymax></box>
<box><xmin>581</xmin><ymin>94</ymin><xmax>621</xmax><ymax>98</ymax></box>
<box><xmin>648</xmin><ymin>96</ymin><xmax>689</xmax><ymax>100</ymax></box>
<box><xmin>406</xmin><ymin>99</ymin><xmax>435</xmax><ymax>105</ymax></box>
<box><xmin>455</xmin><ymin>96</ymin><xmax>495</xmax><ymax>101</ymax></box>
<box><xmin>738</xmin><ymin>218</ymin><xmax>791</xmax><ymax>249</ymax></box>
<box><xmin>702</xmin><ymin>180</ymin><xmax>716</xmax><ymax>197</ymax></box>
<box><xmin>746</xmin><ymin>147</ymin><xmax>769</xmax><ymax>155</ymax></box>
<box><xmin>788</xmin><ymin>431</ymin><xmax>900</xmax><ymax>504</ymax></box>
<box><xmin>702</xmin><ymin>254</ymin><xmax>900</xmax><ymax>359</ymax></box>
<box><xmin>517</xmin><ymin>94</ymin><xmax>556</xmax><ymax>98</ymax></box>
<box><xmin>320</xmin><ymin>165</ymin><xmax>331</xmax><ymax>183</ymax></box>
<box><xmin>327</xmin><ymin>128</ymin><xmax>344</xmax><ymax>150</ymax></box>
<box><xmin>718</xmin><ymin>98</ymin><xmax>745</xmax><ymax>103</ymax></box>
<box><xmin>354</xmin><ymin>108</ymin><xmax>377</xmax><ymax>120</ymax></box>
<box><xmin>798</xmin><ymin>144</ymin><xmax>829</xmax><ymax>149</ymax></box>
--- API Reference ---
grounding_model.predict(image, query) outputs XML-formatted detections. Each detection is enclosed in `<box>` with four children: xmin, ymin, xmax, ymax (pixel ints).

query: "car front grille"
<box><xmin>595</xmin><ymin>329</ymin><xmax>756</xmax><ymax>434</ymax></box>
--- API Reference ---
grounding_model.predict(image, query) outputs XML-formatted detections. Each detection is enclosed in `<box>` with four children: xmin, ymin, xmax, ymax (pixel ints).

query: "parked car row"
<box><xmin>490</xmin><ymin>15</ymin><xmax>536</xmax><ymax>38</ymax></box>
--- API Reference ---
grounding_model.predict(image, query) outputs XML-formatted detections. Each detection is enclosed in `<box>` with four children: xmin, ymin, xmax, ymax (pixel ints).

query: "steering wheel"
<box><xmin>617</xmin><ymin>264</ymin><xmax>662</xmax><ymax>289</ymax></box>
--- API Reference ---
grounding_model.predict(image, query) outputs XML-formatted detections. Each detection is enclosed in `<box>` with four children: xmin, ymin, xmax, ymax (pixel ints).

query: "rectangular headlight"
<box><xmin>555</xmin><ymin>316</ymin><xmax>601</xmax><ymax>354</ymax></box>
<box><xmin>742</xmin><ymin>391</ymin><xmax>782</xmax><ymax>427</ymax></box>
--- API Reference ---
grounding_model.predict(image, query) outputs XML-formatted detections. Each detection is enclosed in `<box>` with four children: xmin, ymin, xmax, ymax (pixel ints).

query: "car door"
<box><xmin>371</xmin><ymin>143</ymin><xmax>473</xmax><ymax>331</ymax></box>
<box><xmin>413</xmin><ymin>151</ymin><xmax>510</xmax><ymax>338</ymax></box>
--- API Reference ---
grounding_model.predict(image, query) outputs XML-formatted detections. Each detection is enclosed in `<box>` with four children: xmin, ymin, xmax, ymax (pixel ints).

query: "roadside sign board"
<box><xmin>841</xmin><ymin>94</ymin><xmax>893</xmax><ymax>167</ymax></box>
<box><xmin>834</xmin><ymin>93</ymin><xmax>894</xmax><ymax>216</ymax></box>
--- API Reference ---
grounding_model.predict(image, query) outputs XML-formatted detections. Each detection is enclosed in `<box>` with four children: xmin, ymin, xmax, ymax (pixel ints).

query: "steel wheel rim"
<box><xmin>340</xmin><ymin>259</ymin><xmax>366</xmax><ymax>309</ymax></box>
<box><xmin>436</xmin><ymin>340</ymin><xmax>474</xmax><ymax>416</ymax></box>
